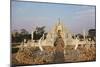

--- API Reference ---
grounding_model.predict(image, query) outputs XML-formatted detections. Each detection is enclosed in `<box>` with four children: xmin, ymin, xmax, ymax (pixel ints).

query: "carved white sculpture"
<box><xmin>18</xmin><ymin>19</ymin><xmax>95</xmax><ymax>51</ymax></box>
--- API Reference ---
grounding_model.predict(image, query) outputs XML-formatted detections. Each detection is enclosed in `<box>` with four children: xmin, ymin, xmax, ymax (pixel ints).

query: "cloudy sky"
<box><xmin>11</xmin><ymin>1</ymin><xmax>95</xmax><ymax>34</ymax></box>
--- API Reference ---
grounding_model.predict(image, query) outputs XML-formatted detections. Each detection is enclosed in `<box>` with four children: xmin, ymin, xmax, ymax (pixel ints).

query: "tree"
<box><xmin>20</xmin><ymin>29</ymin><xmax>31</xmax><ymax>42</ymax></box>
<box><xmin>75</xmin><ymin>34</ymin><xmax>84</xmax><ymax>41</ymax></box>
<box><xmin>11</xmin><ymin>29</ymin><xmax>20</xmax><ymax>43</ymax></box>
<box><xmin>88</xmin><ymin>29</ymin><xmax>96</xmax><ymax>37</ymax></box>
<box><xmin>88</xmin><ymin>29</ymin><xmax>96</xmax><ymax>41</ymax></box>
<box><xmin>33</xmin><ymin>26</ymin><xmax>46</xmax><ymax>40</ymax></box>
<box><xmin>20</xmin><ymin>29</ymin><xmax>28</xmax><ymax>35</ymax></box>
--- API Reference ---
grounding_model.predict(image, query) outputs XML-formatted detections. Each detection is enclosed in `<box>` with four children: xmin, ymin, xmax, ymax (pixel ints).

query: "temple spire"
<box><xmin>58</xmin><ymin>18</ymin><xmax>61</xmax><ymax>25</ymax></box>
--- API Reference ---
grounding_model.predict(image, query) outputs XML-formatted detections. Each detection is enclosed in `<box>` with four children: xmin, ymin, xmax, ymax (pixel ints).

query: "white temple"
<box><xmin>19</xmin><ymin>19</ymin><xmax>95</xmax><ymax>51</ymax></box>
